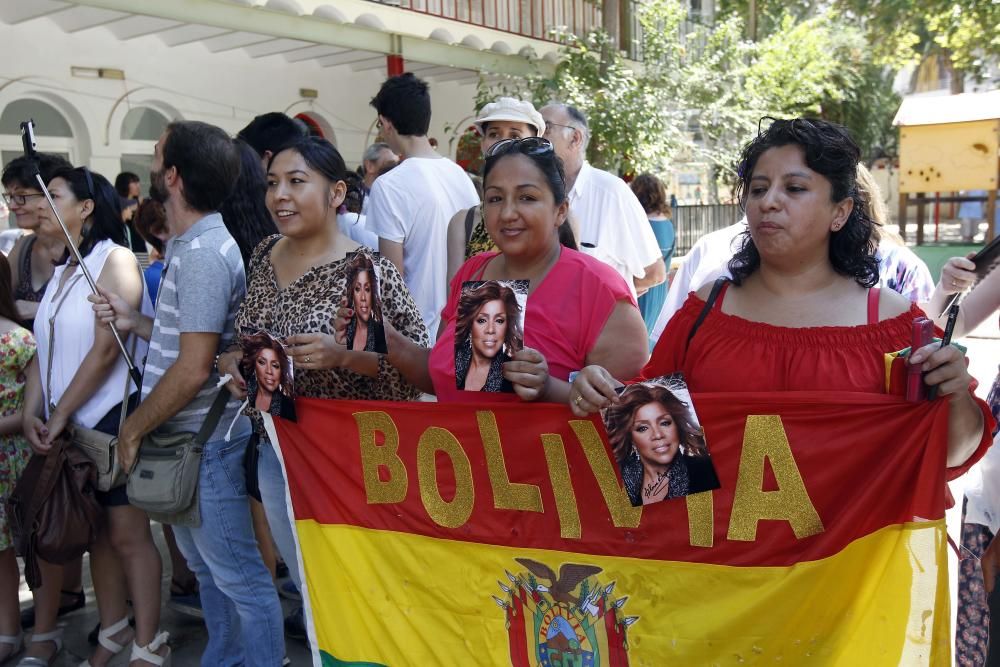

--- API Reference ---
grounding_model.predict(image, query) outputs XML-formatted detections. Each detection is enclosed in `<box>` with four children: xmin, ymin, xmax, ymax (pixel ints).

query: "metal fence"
<box><xmin>672</xmin><ymin>204</ymin><xmax>743</xmax><ymax>256</ymax></box>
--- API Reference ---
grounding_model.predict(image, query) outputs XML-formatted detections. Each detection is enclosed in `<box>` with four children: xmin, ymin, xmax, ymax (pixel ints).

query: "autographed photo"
<box><xmin>602</xmin><ymin>373</ymin><xmax>720</xmax><ymax>506</ymax></box>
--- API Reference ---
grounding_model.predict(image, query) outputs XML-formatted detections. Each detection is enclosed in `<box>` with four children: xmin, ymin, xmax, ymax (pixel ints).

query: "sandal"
<box><xmin>129</xmin><ymin>631</ymin><xmax>170</xmax><ymax>667</ymax></box>
<box><xmin>0</xmin><ymin>633</ymin><xmax>23</xmax><ymax>663</ymax></box>
<box><xmin>15</xmin><ymin>627</ymin><xmax>62</xmax><ymax>666</ymax></box>
<box><xmin>79</xmin><ymin>617</ymin><xmax>132</xmax><ymax>667</ymax></box>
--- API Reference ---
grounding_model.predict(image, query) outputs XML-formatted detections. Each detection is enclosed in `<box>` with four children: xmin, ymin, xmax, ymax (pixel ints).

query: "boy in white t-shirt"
<box><xmin>367</xmin><ymin>73</ymin><xmax>480</xmax><ymax>338</ymax></box>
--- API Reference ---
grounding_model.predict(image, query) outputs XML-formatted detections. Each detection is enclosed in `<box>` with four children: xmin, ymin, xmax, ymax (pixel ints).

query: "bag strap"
<box><xmin>194</xmin><ymin>390</ymin><xmax>232</xmax><ymax>446</ymax></box>
<box><xmin>463</xmin><ymin>207</ymin><xmax>477</xmax><ymax>246</ymax></box>
<box><xmin>685</xmin><ymin>277</ymin><xmax>729</xmax><ymax>353</ymax></box>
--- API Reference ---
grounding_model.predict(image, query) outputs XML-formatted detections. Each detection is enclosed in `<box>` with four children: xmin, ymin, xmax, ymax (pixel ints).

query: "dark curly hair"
<box><xmin>240</xmin><ymin>331</ymin><xmax>291</xmax><ymax>394</ymax></box>
<box><xmin>455</xmin><ymin>281</ymin><xmax>523</xmax><ymax>357</ymax></box>
<box><xmin>604</xmin><ymin>383</ymin><xmax>708</xmax><ymax>466</ymax></box>
<box><xmin>345</xmin><ymin>252</ymin><xmax>383</xmax><ymax>324</ymax></box>
<box><xmin>730</xmin><ymin>117</ymin><xmax>878</xmax><ymax>287</ymax></box>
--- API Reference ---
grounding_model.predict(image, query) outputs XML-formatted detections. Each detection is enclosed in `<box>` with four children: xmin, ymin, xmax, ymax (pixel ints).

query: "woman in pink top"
<box><xmin>371</xmin><ymin>137</ymin><xmax>649</xmax><ymax>402</ymax></box>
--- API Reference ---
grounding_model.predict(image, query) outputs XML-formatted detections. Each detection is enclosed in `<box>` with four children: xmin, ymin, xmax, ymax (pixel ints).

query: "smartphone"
<box><xmin>20</xmin><ymin>120</ymin><xmax>37</xmax><ymax>158</ymax></box>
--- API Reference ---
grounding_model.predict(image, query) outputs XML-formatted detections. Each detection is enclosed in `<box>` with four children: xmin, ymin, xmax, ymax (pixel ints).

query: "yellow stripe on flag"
<box><xmin>297</xmin><ymin>519</ymin><xmax>949</xmax><ymax>666</ymax></box>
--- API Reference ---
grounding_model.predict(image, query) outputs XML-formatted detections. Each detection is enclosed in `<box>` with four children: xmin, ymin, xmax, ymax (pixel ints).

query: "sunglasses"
<box><xmin>484</xmin><ymin>136</ymin><xmax>555</xmax><ymax>159</ymax></box>
<box><xmin>1</xmin><ymin>191</ymin><xmax>45</xmax><ymax>206</ymax></box>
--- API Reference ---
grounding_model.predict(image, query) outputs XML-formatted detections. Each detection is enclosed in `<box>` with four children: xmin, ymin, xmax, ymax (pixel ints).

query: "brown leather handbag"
<box><xmin>7</xmin><ymin>435</ymin><xmax>103</xmax><ymax>590</ymax></box>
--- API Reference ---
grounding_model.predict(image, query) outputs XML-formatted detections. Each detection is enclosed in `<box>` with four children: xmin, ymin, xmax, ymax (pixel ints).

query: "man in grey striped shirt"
<box><xmin>92</xmin><ymin>121</ymin><xmax>285</xmax><ymax>666</ymax></box>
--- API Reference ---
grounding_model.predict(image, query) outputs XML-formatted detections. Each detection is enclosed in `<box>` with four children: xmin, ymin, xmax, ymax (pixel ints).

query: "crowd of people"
<box><xmin>0</xmin><ymin>71</ymin><xmax>995</xmax><ymax>667</ymax></box>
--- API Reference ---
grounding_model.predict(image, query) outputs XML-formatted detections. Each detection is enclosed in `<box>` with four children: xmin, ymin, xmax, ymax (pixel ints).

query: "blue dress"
<box><xmin>638</xmin><ymin>217</ymin><xmax>674</xmax><ymax>340</ymax></box>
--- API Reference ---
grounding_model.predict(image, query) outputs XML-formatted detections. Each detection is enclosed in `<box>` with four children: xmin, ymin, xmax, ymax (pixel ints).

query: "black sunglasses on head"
<box><xmin>484</xmin><ymin>137</ymin><xmax>555</xmax><ymax>159</ymax></box>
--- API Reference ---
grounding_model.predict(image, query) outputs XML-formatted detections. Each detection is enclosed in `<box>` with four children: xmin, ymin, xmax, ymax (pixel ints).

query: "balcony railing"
<box><xmin>387</xmin><ymin>0</ymin><xmax>602</xmax><ymax>43</ymax></box>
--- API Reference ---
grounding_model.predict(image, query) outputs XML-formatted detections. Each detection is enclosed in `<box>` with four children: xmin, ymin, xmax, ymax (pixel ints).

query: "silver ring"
<box><xmin>573</xmin><ymin>394</ymin><xmax>584</xmax><ymax>406</ymax></box>
<box><xmin>304</xmin><ymin>356</ymin><xmax>311</xmax><ymax>363</ymax></box>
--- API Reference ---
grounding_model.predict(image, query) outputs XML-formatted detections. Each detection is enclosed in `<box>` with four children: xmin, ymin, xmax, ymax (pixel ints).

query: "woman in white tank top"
<box><xmin>19</xmin><ymin>167</ymin><xmax>168</xmax><ymax>666</ymax></box>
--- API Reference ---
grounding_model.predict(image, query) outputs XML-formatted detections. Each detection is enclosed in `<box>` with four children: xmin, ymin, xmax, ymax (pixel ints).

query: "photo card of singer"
<box><xmin>454</xmin><ymin>279</ymin><xmax>529</xmax><ymax>393</ymax></box>
<box><xmin>344</xmin><ymin>249</ymin><xmax>389</xmax><ymax>354</ymax></box>
<box><xmin>239</xmin><ymin>329</ymin><xmax>297</xmax><ymax>422</ymax></box>
<box><xmin>602</xmin><ymin>373</ymin><xmax>720</xmax><ymax>507</ymax></box>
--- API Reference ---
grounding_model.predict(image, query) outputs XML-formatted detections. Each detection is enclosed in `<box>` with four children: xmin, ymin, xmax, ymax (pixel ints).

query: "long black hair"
<box><xmin>48</xmin><ymin>166</ymin><xmax>126</xmax><ymax>260</ymax></box>
<box><xmin>730</xmin><ymin>118</ymin><xmax>878</xmax><ymax>287</ymax></box>
<box><xmin>269</xmin><ymin>136</ymin><xmax>364</xmax><ymax>211</ymax></box>
<box><xmin>219</xmin><ymin>139</ymin><xmax>278</xmax><ymax>268</ymax></box>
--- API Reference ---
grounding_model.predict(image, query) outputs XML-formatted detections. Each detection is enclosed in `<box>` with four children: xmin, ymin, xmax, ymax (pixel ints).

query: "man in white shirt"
<box><xmin>649</xmin><ymin>220</ymin><xmax>746</xmax><ymax>346</ymax></box>
<box><xmin>367</xmin><ymin>73</ymin><xmax>480</xmax><ymax>337</ymax></box>
<box><xmin>540</xmin><ymin>103</ymin><xmax>665</xmax><ymax>297</ymax></box>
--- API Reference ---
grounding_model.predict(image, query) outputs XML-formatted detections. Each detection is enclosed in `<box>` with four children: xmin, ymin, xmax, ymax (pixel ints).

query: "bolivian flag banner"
<box><xmin>271</xmin><ymin>392</ymin><xmax>953</xmax><ymax>667</ymax></box>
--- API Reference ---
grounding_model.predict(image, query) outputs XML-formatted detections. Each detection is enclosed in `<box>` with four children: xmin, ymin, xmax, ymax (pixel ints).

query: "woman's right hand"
<box><xmin>23</xmin><ymin>416</ymin><xmax>50</xmax><ymax>455</ymax></box>
<box><xmin>569</xmin><ymin>365</ymin><xmax>622</xmax><ymax>417</ymax></box>
<box><xmin>938</xmin><ymin>254</ymin><xmax>977</xmax><ymax>294</ymax></box>
<box><xmin>88</xmin><ymin>284</ymin><xmax>137</xmax><ymax>333</ymax></box>
<box><xmin>217</xmin><ymin>349</ymin><xmax>247</xmax><ymax>400</ymax></box>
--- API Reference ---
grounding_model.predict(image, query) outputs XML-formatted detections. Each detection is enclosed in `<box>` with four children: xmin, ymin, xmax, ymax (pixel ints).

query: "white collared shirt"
<box><xmin>568</xmin><ymin>162</ymin><xmax>661</xmax><ymax>297</ymax></box>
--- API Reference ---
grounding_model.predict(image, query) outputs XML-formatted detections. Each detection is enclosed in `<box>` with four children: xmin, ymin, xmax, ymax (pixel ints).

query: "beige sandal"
<box><xmin>15</xmin><ymin>627</ymin><xmax>62</xmax><ymax>666</ymax></box>
<box><xmin>79</xmin><ymin>616</ymin><xmax>131</xmax><ymax>667</ymax></box>
<box><xmin>129</xmin><ymin>631</ymin><xmax>170</xmax><ymax>667</ymax></box>
<box><xmin>0</xmin><ymin>632</ymin><xmax>23</xmax><ymax>663</ymax></box>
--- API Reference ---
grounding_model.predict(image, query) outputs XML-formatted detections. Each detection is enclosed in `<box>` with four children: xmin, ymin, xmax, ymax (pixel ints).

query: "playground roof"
<box><xmin>893</xmin><ymin>90</ymin><xmax>1000</xmax><ymax>126</ymax></box>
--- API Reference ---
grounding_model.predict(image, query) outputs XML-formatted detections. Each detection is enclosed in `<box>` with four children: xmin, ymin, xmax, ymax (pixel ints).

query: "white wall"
<box><xmin>0</xmin><ymin>19</ymin><xmax>481</xmax><ymax>179</ymax></box>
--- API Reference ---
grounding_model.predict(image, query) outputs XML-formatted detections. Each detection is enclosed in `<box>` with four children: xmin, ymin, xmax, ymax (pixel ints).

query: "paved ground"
<box><xmin>16</xmin><ymin>529</ymin><xmax>313</xmax><ymax>666</ymax></box>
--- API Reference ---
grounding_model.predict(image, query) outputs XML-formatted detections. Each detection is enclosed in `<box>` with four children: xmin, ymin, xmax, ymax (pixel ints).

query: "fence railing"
<box><xmin>672</xmin><ymin>204</ymin><xmax>743</xmax><ymax>256</ymax></box>
<box><xmin>390</xmin><ymin>0</ymin><xmax>602</xmax><ymax>43</ymax></box>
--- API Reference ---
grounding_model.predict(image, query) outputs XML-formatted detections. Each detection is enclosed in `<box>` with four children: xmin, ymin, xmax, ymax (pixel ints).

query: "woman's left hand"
<box><xmin>41</xmin><ymin>409</ymin><xmax>69</xmax><ymax>447</ymax></box>
<box><xmin>285</xmin><ymin>333</ymin><xmax>345</xmax><ymax>371</ymax></box>
<box><xmin>909</xmin><ymin>342</ymin><xmax>974</xmax><ymax>400</ymax></box>
<box><xmin>504</xmin><ymin>347</ymin><xmax>550</xmax><ymax>402</ymax></box>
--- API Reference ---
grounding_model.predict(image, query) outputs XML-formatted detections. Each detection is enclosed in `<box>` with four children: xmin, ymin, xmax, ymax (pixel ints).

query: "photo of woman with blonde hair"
<box><xmin>454</xmin><ymin>280</ymin><xmax>526</xmax><ymax>392</ymax></box>
<box><xmin>603</xmin><ymin>381</ymin><xmax>719</xmax><ymax>506</ymax></box>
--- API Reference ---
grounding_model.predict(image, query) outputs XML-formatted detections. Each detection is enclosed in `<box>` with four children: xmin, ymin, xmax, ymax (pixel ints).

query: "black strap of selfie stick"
<box><xmin>31</xmin><ymin>169</ymin><xmax>143</xmax><ymax>392</ymax></box>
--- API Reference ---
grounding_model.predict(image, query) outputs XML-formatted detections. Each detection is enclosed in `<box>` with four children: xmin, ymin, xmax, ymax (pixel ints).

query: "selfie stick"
<box><xmin>20</xmin><ymin>120</ymin><xmax>142</xmax><ymax>392</ymax></box>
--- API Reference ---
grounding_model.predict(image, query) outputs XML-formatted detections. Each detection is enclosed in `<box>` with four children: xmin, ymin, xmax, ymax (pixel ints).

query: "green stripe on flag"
<box><xmin>320</xmin><ymin>650</ymin><xmax>388</xmax><ymax>667</ymax></box>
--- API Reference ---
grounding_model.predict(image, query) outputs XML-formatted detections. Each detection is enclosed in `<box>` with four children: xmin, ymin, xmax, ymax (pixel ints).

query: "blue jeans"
<box><xmin>258</xmin><ymin>435</ymin><xmax>302</xmax><ymax>592</ymax></box>
<box><xmin>172</xmin><ymin>432</ymin><xmax>285</xmax><ymax>667</ymax></box>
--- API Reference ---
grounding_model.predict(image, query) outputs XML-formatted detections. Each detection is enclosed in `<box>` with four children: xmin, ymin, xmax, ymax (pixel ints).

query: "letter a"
<box><xmin>727</xmin><ymin>415</ymin><xmax>824</xmax><ymax>541</ymax></box>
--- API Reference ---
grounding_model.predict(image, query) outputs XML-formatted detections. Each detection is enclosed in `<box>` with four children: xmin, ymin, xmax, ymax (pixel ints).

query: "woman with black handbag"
<box><xmin>19</xmin><ymin>167</ymin><xmax>165</xmax><ymax>667</ymax></box>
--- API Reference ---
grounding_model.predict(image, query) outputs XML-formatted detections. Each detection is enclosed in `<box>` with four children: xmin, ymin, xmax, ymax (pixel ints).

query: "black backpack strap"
<box><xmin>463</xmin><ymin>207</ymin><xmax>477</xmax><ymax>246</ymax></box>
<box><xmin>685</xmin><ymin>277</ymin><xmax>729</xmax><ymax>353</ymax></box>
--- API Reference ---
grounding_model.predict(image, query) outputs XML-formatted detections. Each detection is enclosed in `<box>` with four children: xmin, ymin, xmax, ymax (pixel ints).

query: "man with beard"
<box><xmin>90</xmin><ymin>121</ymin><xmax>285</xmax><ymax>667</ymax></box>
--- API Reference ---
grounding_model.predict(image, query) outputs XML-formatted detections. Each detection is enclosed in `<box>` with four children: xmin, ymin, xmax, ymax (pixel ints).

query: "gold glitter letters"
<box><xmin>476</xmin><ymin>411</ymin><xmax>544</xmax><ymax>513</ymax></box>
<box><xmin>686</xmin><ymin>491</ymin><xmax>714</xmax><ymax>547</ymax></box>
<box><xmin>354</xmin><ymin>411</ymin><xmax>407</xmax><ymax>505</ymax></box>
<box><xmin>727</xmin><ymin>415</ymin><xmax>824</xmax><ymax>542</ymax></box>
<box><xmin>416</xmin><ymin>427</ymin><xmax>475</xmax><ymax>529</ymax></box>
<box><xmin>540</xmin><ymin>434</ymin><xmax>582</xmax><ymax>539</ymax></box>
<box><xmin>570</xmin><ymin>420</ymin><xmax>642</xmax><ymax>529</ymax></box>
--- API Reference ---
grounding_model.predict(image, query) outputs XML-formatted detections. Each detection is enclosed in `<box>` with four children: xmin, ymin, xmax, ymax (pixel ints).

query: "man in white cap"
<box><xmin>445</xmin><ymin>97</ymin><xmax>549</xmax><ymax>282</ymax></box>
<box><xmin>541</xmin><ymin>102</ymin><xmax>665</xmax><ymax>298</ymax></box>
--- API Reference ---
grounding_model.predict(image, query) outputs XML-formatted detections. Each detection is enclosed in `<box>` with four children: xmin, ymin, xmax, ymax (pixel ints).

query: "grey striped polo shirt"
<box><xmin>142</xmin><ymin>212</ymin><xmax>249</xmax><ymax>441</ymax></box>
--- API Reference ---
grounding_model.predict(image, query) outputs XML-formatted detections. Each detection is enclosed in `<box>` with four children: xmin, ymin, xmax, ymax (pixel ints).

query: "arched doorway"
<box><xmin>0</xmin><ymin>98</ymin><xmax>76</xmax><ymax>168</ymax></box>
<box><xmin>119</xmin><ymin>106</ymin><xmax>172</xmax><ymax>195</ymax></box>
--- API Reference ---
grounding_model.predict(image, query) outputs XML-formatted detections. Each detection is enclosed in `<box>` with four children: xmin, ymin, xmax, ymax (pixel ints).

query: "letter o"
<box><xmin>417</xmin><ymin>427</ymin><xmax>475</xmax><ymax>528</ymax></box>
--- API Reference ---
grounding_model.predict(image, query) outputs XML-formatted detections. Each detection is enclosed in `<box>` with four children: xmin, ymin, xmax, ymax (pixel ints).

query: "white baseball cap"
<box><xmin>473</xmin><ymin>97</ymin><xmax>546</xmax><ymax>137</ymax></box>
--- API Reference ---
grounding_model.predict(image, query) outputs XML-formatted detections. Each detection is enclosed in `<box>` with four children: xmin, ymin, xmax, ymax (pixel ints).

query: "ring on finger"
<box><xmin>573</xmin><ymin>394</ymin><xmax>584</xmax><ymax>406</ymax></box>
<box><xmin>305</xmin><ymin>356</ymin><xmax>311</xmax><ymax>363</ymax></box>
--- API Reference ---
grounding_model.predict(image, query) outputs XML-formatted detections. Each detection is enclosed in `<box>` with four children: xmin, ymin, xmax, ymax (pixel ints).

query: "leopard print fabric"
<box><xmin>235</xmin><ymin>235</ymin><xmax>429</xmax><ymax>418</ymax></box>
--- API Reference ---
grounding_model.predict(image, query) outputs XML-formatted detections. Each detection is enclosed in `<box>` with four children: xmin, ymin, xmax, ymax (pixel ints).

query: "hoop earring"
<box><xmin>632</xmin><ymin>444</ymin><xmax>640</xmax><ymax>462</ymax></box>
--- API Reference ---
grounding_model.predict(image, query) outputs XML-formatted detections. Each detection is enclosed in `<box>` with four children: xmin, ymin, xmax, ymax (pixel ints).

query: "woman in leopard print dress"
<box><xmin>217</xmin><ymin>137</ymin><xmax>427</xmax><ymax>632</ymax></box>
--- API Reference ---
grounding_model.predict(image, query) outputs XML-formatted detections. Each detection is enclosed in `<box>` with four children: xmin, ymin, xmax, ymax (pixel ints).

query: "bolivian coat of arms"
<box><xmin>493</xmin><ymin>558</ymin><xmax>638</xmax><ymax>666</ymax></box>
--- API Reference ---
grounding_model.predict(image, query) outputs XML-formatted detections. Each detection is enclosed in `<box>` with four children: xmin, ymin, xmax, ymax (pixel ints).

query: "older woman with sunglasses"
<box><xmin>360</xmin><ymin>137</ymin><xmax>648</xmax><ymax>402</ymax></box>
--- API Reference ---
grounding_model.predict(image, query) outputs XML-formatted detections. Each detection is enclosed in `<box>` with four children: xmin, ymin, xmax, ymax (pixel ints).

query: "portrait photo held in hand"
<box><xmin>454</xmin><ymin>279</ymin><xmax>528</xmax><ymax>392</ymax></box>
<box><xmin>344</xmin><ymin>250</ymin><xmax>388</xmax><ymax>354</ymax></box>
<box><xmin>603</xmin><ymin>374</ymin><xmax>720</xmax><ymax>506</ymax></box>
<box><xmin>240</xmin><ymin>330</ymin><xmax>297</xmax><ymax>421</ymax></box>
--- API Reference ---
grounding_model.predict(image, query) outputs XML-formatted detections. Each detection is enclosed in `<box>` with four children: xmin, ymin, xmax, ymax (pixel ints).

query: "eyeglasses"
<box><xmin>543</xmin><ymin>122</ymin><xmax>579</xmax><ymax>136</ymax></box>
<box><xmin>1</xmin><ymin>192</ymin><xmax>45</xmax><ymax>206</ymax></box>
<box><xmin>484</xmin><ymin>137</ymin><xmax>555</xmax><ymax>159</ymax></box>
